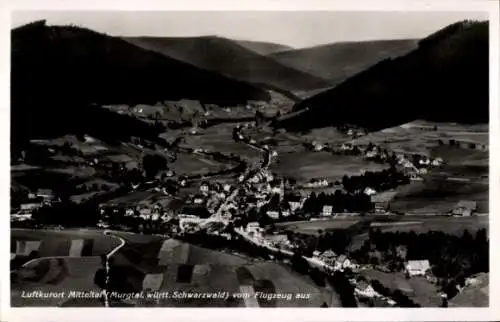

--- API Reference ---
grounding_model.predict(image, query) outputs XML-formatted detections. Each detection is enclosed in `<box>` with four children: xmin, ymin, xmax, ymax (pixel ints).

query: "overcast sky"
<box><xmin>12</xmin><ymin>11</ymin><xmax>489</xmax><ymax>48</ymax></box>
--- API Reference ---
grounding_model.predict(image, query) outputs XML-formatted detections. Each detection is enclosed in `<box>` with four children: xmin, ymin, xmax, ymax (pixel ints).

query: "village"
<box><xmin>10</xmin><ymin>119</ymin><xmax>483</xmax><ymax>307</ymax></box>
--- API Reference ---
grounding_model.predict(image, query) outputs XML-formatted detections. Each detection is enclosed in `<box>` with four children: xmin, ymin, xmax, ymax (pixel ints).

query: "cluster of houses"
<box><xmin>12</xmin><ymin>188</ymin><xmax>58</xmax><ymax>222</ymax></box>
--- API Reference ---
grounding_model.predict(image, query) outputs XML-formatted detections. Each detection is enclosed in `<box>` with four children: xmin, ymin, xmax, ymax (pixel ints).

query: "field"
<box><xmin>11</xmin><ymin>229</ymin><xmax>121</xmax><ymax>258</ymax></box>
<box><xmin>372</xmin><ymin>215</ymin><xmax>489</xmax><ymax>235</ymax></box>
<box><xmin>169</xmin><ymin>152</ymin><xmax>230</xmax><ymax>176</ymax></box>
<box><xmin>271</xmin><ymin>150</ymin><xmax>387</xmax><ymax>184</ymax></box>
<box><xmin>355</xmin><ymin>120</ymin><xmax>488</xmax><ymax>156</ymax></box>
<box><xmin>275</xmin><ymin>218</ymin><xmax>361</xmax><ymax>235</ymax></box>
<box><xmin>348</xmin><ymin>215</ymin><xmax>489</xmax><ymax>251</ymax></box>
<box><xmin>11</xmin><ymin>231</ymin><xmax>336</xmax><ymax>307</ymax></box>
<box><xmin>11</xmin><ymin>229</ymin><xmax>124</xmax><ymax>307</ymax></box>
<box><xmin>361</xmin><ymin>269</ymin><xmax>442</xmax><ymax>307</ymax></box>
<box><xmin>180</xmin><ymin>124</ymin><xmax>262</xmax><ymax>162</ymax></box>
<box><xmin>390</xmin><ymin>179</ymin><xmax>489</xmax><ymax>214</ymax></box>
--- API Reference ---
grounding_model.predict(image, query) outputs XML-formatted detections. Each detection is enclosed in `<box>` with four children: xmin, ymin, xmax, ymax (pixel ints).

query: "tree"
<box><xmin>142</xmin><ymin>154</ymin><xmax>167</xmax><ymax>179</ymax></box>
<box><xmin>291</xmin><ymin>252</ymin><xmax>310</xmax><ymax>275</ymax></box>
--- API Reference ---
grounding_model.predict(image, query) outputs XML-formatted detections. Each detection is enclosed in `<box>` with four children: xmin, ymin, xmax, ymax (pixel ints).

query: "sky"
<box><xmin>11</xmin><ymin>11</ymin><xmax>489</xmax><ymax>48</ymax></box>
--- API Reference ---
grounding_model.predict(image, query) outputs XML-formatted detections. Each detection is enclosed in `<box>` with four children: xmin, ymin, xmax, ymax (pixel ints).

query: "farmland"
<box><xmin>390</xmin><ymin>179</ymin><xmax>488</xmax><ymax>214</ymax></box>
<box><xmin>11</xmin><ymin>229</ymin><xmax>337</xmax><ymax>307</ymax></box>
<box><xmin>180</xmin><ymin>124</ymin><xmax>262</xmax><ymax>162</ymax></box>
<box><xmin>271</xmin><ymin>150</ymin><xmax>387</xmax><ymax>184</ymax></box>
<box><xmin>361</xmin><ymin>269</ymin><xmax>442</xmax><ymax>307</ymax></box>
<box><xmin>355</xmin><ymin>120</ymin><xmax>488</xmax><ymax>156</ymax></box>
<box><xmin>169</xmin><ymin>152</ymin><xmax>230</xmax><ymax>176</ymax></box>
<box><xmin>275</xmin><ymin>218</ymin><xmax>361</xmax><ymax>235</ymax></box>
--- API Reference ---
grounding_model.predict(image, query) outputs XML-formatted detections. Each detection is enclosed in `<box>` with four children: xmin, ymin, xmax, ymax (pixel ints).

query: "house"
<box><xmin>334</xmin><ymin>255</ymin><xmax>353</xmax><ymax>271</ymax></box>
<box><xmin>19</xmin><ymin>202</ymin><xmax>43</xmax><ymax>213</ymax></box>
<box><xmin>341</xmin><ymin>143</ymin><xmax>353</xmax><ymax>151</ymax></box>
<box><xmin>371</xmin><ymin>191</ymin><xmax>398</xmax><ymax>213</ymax></box>
<box><xmin>418</xmin><ymin>168</ymin><xmax>428</xmax><ymax>175</ymax></box>
<box><xmin>265</xmin><ymin>234</ymin><xmax>289</xmax><ymax>247</ymax></box>
<box><xmin>431</xmin><ymin>158</ymin><xmax>443</xmax><ymax>166</ymax></box>
<box><xmin>410</xmin><ymin>173</ymin><xmax>424</xmax><ymax>182</ymax></box>
<box><xmin>322</xmin><ymin>205</ymin><xmax>333</xmax><ymax>216</ymax></box>
<box><xmin>192</xmin><ymin>195</ymin><xmax>206</xmax><ymax>205</ymax></box>
<box><xmin>306</xmin><ymin>178</ymin><xmax>329</xmax><ymax>188</ymax></box>
<box><xmin>247</xmin><ymin>222</ymin><xmax>260</xmax><ymax>230</ymax></box>
<box><xmin>199</xmin><ymin>182</ymin><xmax>210</xmax><ymax>193</ymax></box>
<box><xmin>363</xmin><ymin>187</ymin><xmax>377</xmax><ymax>196</ymax></box>
<box><xmin>451</xmin><ymin>200</ymin><xmax>477</xmax><ymax>216</ymax></box>
<box><xmin>365</xmin><ymin>150</ymin><xmax>377</xmax><ymax>159</ymax></box>
<box><xmin>312</xmin><ymin>141</ymin><xmax>324</xmax><ymax>151</ymax></box>
<box><xmin>313</xmin><ymin>250</ymin><xmax>322</xmax><ymax>258</ymax></box>
<box><xmin>287</xmin><ymin>195</ymin><xmax>303</xmax><ymax>211</ymax></box>
<box><xmin>223</xmin><ymin>184</ymin><xmax>231</xmax><ymax>192</ymax></box>
<box><xmin>139</xmin><ymin>208</ymin><xmax>152</xmax><ymax>219</ymax></box>
<box><xmin>266</xmin><ymin>210</ymin><xmax>280</xmax><ymax>219</ymax></box>
<box><xmin>37</xmin><ymin>188</ymin><xmax>55</xmax><ymax>201</ymax></box>
<box><xmin>320</xmin><ymin>250</ymin><xmax>337</xmax><ymax>263</ymax></box>
<box><xmin>405</xmin><ymin>260</ymin><xmax>431</xmax><ymax>277</ymax></box>
<box><xmin>355</xmin><ymin>280</ymin><xmax>378</xmax><ymax>298</ymax></box>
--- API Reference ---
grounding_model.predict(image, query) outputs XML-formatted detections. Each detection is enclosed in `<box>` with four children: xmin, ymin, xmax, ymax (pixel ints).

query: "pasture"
<box><xmin>11</xmin><ymin>231</ymin><xmax>339</xmax><ymax>307</ymax></box>
<box><xmin>390</xmin><ymin>178</ymin><xmax>489</xmax><ymax>214</ymax></box>
<box><xmin>181</xmin><ymin>124</ymin><xmax>262</xmax><ymax>162</ymax></box>
<box><xmin>361</xmin><ymin>269</ymin><xmax>442</xmax><ymax>307</ymax></box>
<box><xmin>356</xmin><ymin>120</ymin><xmax>488</xmax><ymax>156</ymax></box>
<box><xmin>271</xmin><ymin>151</ymin><xmax>387</xmax><ymax>184</ymax></box>
<box><xmin>169</xmin><ymin>152</ymin><xmax>229</xmax><ymax>176</ymax></box>
<box><xmin>275</xmin><ymin>218</ymin><xmax>361</xmax><ymax>235</ymax></box>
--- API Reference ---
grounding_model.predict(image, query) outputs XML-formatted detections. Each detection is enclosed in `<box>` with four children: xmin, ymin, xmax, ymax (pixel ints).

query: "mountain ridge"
<box><xmin>123</xmin><ymin>35</ymin><xmax>330</xmax><ymax>92</ymax></box>
<box><xmin>275</xmin><ymin>20</ymin><xmax>489</xmax><ymax>132</ymax></box>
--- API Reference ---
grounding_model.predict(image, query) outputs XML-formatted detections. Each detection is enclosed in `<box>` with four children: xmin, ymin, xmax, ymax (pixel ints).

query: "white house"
<box><xmin>267</xmin><ymin>210</ymin><xmax>280</xmax><ymax>219</ymax></box>
<box><xmin>341</xmin><ymin>143</ymin><xmax>353</xmax><ymax>151</ymax></box>
<box><xmin>418</xmin><ymin>168</ymin><xmax>428</xmax><ymax>175</ymax></box>
<box><xmin>20</xmin><ymin>202</ymin><xmax>43</xmax><ymax>213</ymax></box>
<box><xmin>193</xmin><ymin>196</ymin><xmax>205</xmax><ymax>205</ymax></box>
<box><xmin>405</xmin><ymin>260</ymin><xmax>431</xmax><ymax>277</ymax></box>
<box><xmin>200</xmin><ymin>182</ymin><xmax>210</xmax><ymax>193</ymax></box>
<box><xmin>431</xmin><ymin>157</ymin><xmax>443</xmax><ymax>166</ymax></box>
<box><xmin>334</xmin><ymin>255</ymin><xmax>353</xmax><ymax>271</ymax></box>
<box><xmin>363</xmin><ymin>187</ymin><xmax>377</xmax><ymax>196</ymax></box>
<box><xmin>139</xmin><ymin>208</ymin><xmax>152</xmax><ymax>220</ymax></box>
<box><xmin>322</xmin><ymin>205</ymin><xmax>333</xmax><ymax>217</ymax></box>
<box><xmin>355</xmin><ymin>280</ymin><xmax>378</xmax><ymax>298</ymax></box>
<box><xmin>223</xmin><ymin>184</ymin><xmax>231</xmax><ymax>192</ymax></box>
<box><xmin>312</xmin><ymin>250</ymin><xmax>322</xmax><ymax>258</ymax></box>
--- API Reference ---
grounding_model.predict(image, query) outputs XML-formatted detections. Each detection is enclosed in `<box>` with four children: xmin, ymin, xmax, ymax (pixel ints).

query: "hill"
<box><xmin>269</xmin><ymin>39</ymin><xmax>419</xmax><ymax>86</ymax></box>
<box><xmin>276</xmin><ymin>21</ymin><xmax>489</xmax><ymax>132</ymax></box>
<box><xmin>11</xmin><ymin>21</ymin><xmax>269</xmax><ymax>146</ymax></box>
<box><xmin>123</xmin><ymin>36</ymin><xmax>329</xmax><ymax>91</ymax></box>
<box><xmin>234</xmin><ymin>39</ymin><xmax>293</xmax><ymax>55</ymax></box>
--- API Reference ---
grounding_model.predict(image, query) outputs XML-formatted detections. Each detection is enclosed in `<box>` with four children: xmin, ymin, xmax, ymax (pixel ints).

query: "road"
<box><xmin>102</xmin><ymin>230</ymin><xmax>126</xmax><ymax>307</ymax></box>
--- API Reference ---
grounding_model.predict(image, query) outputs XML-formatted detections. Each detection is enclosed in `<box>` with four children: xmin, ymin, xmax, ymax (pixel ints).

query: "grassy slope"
<box><xmin>270</xmin><ymin>39</ymin><xmax>418</xmax><ymax>85</ymax></box>
<box><xmin>123</xmin><ymin>36</ymin><xmax>330</xmax><ymax>91</ymax></box>
<box><xmin>234</xmin><ymin>39</ymin><xmax>293</xmax><ymax>55</ymax></box>
<box><xmin>277</xmin><ymin>21</ymin><xmax>489</xmax><ymax>132</ymax></box>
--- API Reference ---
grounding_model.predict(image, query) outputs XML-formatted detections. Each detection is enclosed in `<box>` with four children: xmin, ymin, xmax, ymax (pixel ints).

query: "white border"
<box><xmin>1</xmin><ymin>1</ymin><xmax>499</xmax><ymax>321</ymax></box>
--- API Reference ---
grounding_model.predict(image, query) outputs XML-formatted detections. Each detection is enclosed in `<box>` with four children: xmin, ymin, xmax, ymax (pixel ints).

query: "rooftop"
<box><xmin>455</xmin><ymin>200</ymin><xmax>478</xmax><ymax>210</ymax></box>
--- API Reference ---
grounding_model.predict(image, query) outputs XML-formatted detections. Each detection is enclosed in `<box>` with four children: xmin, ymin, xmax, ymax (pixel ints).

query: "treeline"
<box><xmin>302</xmin><ymin>191</ymin><xmax>373</xmax><ymax>214</ymax></box>
<box><xmin>11</xmin><ymin>20</ymin><xmax>269</xmax><ymax>147</ymax></box>
<box><xmin>369</xmin><ymin>279</ymin><xmax>420</xmax><ymax>307</ymax></box>
<box><xmin>341</xmin><ymin>167</ymin><xmax>410</xmax><ymax>193</ymax></box>
<box><xmin>351</xmin><ymin>228</ymin><xmax>489</xmax><ymax>298</ymax></box>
